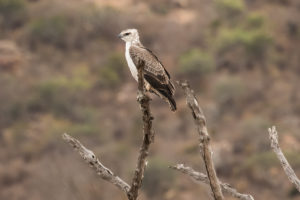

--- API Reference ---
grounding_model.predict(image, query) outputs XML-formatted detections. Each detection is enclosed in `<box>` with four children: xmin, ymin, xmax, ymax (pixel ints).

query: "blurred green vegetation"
<box><xmin>98</xmin><ymin>52</ymin><xmax>127</xmax><ymax>88</ymax></box>
<box><xmin>240</xmin><ymin>151</ymin><xmax>278</xmax><ymax>177</ymax></box>
<box><xmin>142</xmin><ymin>0</ymin><xmax>173</xmax><ymax>15</ymax></box>
<box><xmin>241</xmin><ymin>151</ymin><xmax>300</xmax><ymax>174</ymax></box>
<box><xmin>179</xmin><ymin>49</ymin><xmax>215</xmax><ymax>77</ymax></box>
<box><xmin>211</xmin><ymin>1</ymin><xmax>273</xmax><ymax>70</ymax></box>
<box><xmin>28</xmin><ymin>15</ymin><xmax>68</xmax><ymax>47</ymax></box>
<box><xmin>25</xmin><ymin>65</ymin><xmax>95</xmax><ymax>120</ymax></box>
<box><xmin>26</xmin><ymin>5</ymin><xmax>121</xmax><ymax>49</ymax></box>
<box><xmin>142</xmin><ymin>158</ymin><xmax>174</xmax><ymax>198</ymax></box>
<box><xmin>79</xmin><ymin>6</ymin><xmax>122</xmax><ymax>39</ymax></box>
<box><xmin>0</xmin><ymin>0</ymin><xmax>27</xmax><ymax>29</ymax></box>
<box><xmin>214</xmin><ymin>76</ymin><xmax>246</xmax><ymax>108</ymax></box>
<box><xmin>235</xmin><ymin>117</ymin><xmax>271</xmax><ymax>154</ymax></box>
<box><xmin>150</xmin><ymin>4</ymin><xmax>170</xmax><ymax>15</ymax></box>
<box><xmin>215</xmin><ymin>0</ymin><xmax>245</xmax><ymax>18</ymax></box>
<box><xmin>3</xmin><ymin>115</ymin><xmax>68</xmax><ymax>158</ymax></box>
<box><xmin>183</xmin><ymin>143</ymin><xmax>199</xmax><ymax>155</ymax></box>
<box><xmin>246</xmin><ymin>13</ymin><xmax>265</xmax><ymax>29</ymax></box>
<box><xmin>0</xmin><ymin>74</ymin><xmax>28</xmax><ymax>127</ymax></box>
<box><xmin>240</xmin><ymin>117</ymin><xmax>270</xmax><ymax>137</ymax></box>
<box><xmin>215</xmin><ymin>28</ymin><xmax>272</xmax><ymax>58</ymax></box>
<box><xmin>68</xmin><ymin>122</ymin><xmax>101</xmax><ymax>136</ymax></box>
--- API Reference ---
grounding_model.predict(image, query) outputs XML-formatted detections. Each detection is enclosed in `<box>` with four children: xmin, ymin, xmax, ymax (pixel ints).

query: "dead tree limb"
<box><xmin>62</xmin><ymin>133</ymin><xmax>130</xmax><ymax>194</ymax></box>
<box><xmin>268</xmin><ymin>126</ymin><xmax>300</xmax><ymax>192</ymax></box>
<box><xmin>170</xmin><ymin>164</ymin><xmax>254</xmax><ymax>200</ymax></box>
<box><xmin>127</xmin><ymin>60</ymin><xmax>155</xmax><ymax>200</ymax></box>
<box><xmin>62</xmin><ymin>61</ymin><xmax>154</xmax><ymax>200</ymax></box>
<box><xmin>178</xmin><ymin>80</ymin><xmax>224</xmax><ymax>200</ymax></box>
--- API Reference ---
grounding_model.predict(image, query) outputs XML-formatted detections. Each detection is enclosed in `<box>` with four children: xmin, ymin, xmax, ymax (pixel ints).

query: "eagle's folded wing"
<box><xmin>129</xmin><ymin>45</ymin><xmax>174</xmax><ymax>95</ymax></box>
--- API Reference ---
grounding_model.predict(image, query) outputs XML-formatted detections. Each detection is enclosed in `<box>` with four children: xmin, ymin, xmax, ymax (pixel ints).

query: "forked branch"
<box><xmin>62</xmin><ymin>133</ymin><xmax>130</xmax><ymax>194</ymax></box>
<box><xmin>63</xmin><ymin>60</ymin><xmax>155</xmax><ymax>200</ymax></box>
<box><xmin>170</xmin><ymin>164</ymin><xmax>254</xmax><ymax>200</ymax></box>
<box><xmin>178</xmin><ymin>80</ymin><xmax>224</xmax><ymax>200</ymax></box>
<box><xmin>127</xmin><ymin>60</ymin><xmax>155</xmax><ymax>200</ymax></box>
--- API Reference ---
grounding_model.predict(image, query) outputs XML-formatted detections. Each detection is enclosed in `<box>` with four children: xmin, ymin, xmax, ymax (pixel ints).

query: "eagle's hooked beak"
<box><xmin>118</xmin><ymin>33</ymin><xmax>122</xmax><ymax>38</ymax></box>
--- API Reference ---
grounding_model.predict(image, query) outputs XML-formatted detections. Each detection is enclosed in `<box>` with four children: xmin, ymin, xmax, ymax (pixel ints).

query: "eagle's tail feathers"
<box><xmin>167</xmin><ymin>95</ymin><xmax>177</xmax><ymax>111</ymax></box>
<box><xmin>157</xmin><ymin>87</ymin><xmax>177</xmax><ymax>112</ymax></box>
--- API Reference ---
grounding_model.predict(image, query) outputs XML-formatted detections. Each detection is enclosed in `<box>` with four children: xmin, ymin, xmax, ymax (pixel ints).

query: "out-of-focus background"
<box><xmin>0</xmin><ymin>0</ymin><xmax>300</xmax><ymax>199</ymax></box>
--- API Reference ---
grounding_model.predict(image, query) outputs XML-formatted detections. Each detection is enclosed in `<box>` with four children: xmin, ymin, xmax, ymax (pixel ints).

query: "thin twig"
<box><xmin>170</xmin><ymin>164</ymin><xmax>254</xmax><ymax>200</ymax></box>
<box><xmin>268</xmin><ymin>126</ymin><xmax>300</xmax><ymax>192</ymax></box>
<box><xmin>62</xmin><ymin>133</ymin><xmax>130</xmax><ymax>194</ymax></box>
<box><xmin>128</xmin><ymin>60</ymin><xmax>155</xmax><ymax>200</ymax></box>
<box><xmin>178</xmin><ymin>80</ymin><xmax>224</xmax><ymax>200</ymax></box>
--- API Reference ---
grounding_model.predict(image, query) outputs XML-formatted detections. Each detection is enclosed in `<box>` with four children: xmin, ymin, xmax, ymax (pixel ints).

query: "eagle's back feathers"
<box><xmin>129</xmin><ymin>44</ymin><xmax>176</xmax><ymax>111</ymax></box>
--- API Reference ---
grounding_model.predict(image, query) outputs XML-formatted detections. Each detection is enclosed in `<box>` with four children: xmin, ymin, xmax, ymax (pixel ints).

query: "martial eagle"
<box><xmin>118</xmin><ymin>28</ymin><xmax>176</xmax><ymax>111</ymax></box>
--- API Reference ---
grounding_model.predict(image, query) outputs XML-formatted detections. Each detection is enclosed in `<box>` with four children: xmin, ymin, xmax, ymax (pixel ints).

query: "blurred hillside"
<box><xmin>0</xmin><ymin>0</ymin><xmax>300</xmax><ymax>199</ymax></box>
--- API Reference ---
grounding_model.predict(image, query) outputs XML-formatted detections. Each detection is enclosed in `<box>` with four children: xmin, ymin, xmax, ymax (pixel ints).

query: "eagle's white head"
<box><xmin>118</xmin><ymin>28</ymin><xmax>140</xmax><ymax>43</ymax></box>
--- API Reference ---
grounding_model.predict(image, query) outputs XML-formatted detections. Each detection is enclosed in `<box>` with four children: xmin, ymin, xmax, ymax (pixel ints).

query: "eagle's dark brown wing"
<box><xmin>129</xmin><ymin>45</ymin><xmax>176</xmax><ymax>111</ymax></box>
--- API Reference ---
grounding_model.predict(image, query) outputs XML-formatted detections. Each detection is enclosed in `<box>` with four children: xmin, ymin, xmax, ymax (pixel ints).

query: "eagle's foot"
<box><xmin>137</xmin><ymin>91</ymin><xmax>151</xmax><ymax>102</ymax></box>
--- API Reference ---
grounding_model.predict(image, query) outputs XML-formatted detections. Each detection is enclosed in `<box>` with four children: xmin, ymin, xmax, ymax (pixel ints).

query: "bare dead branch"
<box><xmin>268</xmin><ymin>126</ymin><xmax>300</xmax><ymax>192</ymax></box>
<box><xmin>62</xmin><ymin>133</ymin><xmax>130</xmax><ymax>194</ymax></box>
<box><xmin>62</xmin><ymin>60</ymin><xmax>154</xmax><ymax>200</ymax></box>
<box><xmin>178</xmin><ymin>80</ymin><xmax>224</xmax><ymax>200</ymax></box>
<box><xmin>128</xmin><ymin>60</ymin><xmax>155</xmax><ymax>200</ymax></box>
<box><xmin>170</xmin><ymin>164</ymin><xmax>254</xmax><ymax>200</ymax></box>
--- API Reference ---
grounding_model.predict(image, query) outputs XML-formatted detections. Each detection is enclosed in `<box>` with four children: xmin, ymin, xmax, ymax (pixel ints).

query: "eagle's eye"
<box><xmin>124</xmin><ymin>32</ymin><xmax>131</xmax><ymax>36</ymax></box>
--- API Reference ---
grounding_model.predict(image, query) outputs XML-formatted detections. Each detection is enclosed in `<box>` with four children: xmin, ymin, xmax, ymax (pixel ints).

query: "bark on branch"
<box><xmin>62</xmin><ymin>61</ymin><xmax>155</xmax><ymax>200</ymax></box>
<box><xmin>170</xmin><ymin>164</ymin><xmax>254</xmax><ymax>200</ymax></box>
<box><xmin>62</xmin><ymin>133</ymin><xmax>130</xmax><ymax>194</ymax></box>
<box><xmin>178</xmin><ymin>80</ymin><xmax>224</xmax><ymax>200</ymax></box>
<box><xmin>128</xmin><ymin>60</ymin><xmax>155</xmax><ymax>200</ymax></box>
<box><xmin>268</xmin><ymin>126</ymin><xmax>300</xmax><ymax>192</ymax></box>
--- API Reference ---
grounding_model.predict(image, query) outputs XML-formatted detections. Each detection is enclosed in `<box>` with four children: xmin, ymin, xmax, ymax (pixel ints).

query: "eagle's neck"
<box><xmin>125</xmin><ymin>42</ymin><xmax>138</xmax><ymax>81</ymax></box>
<box><xmin>129</xmin><ymin>37</ymin><xmax>142</xmax><ymax>46</ymax></box>
<box><xmin>125</xmin><ymin>40</ymin><xmax>142</xmax><ymax>51</ymax></box>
